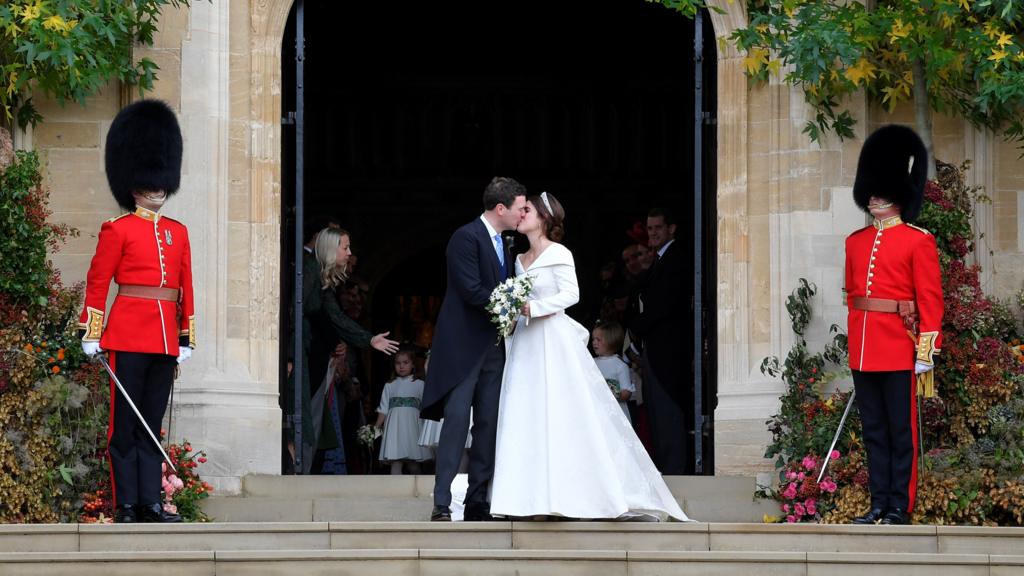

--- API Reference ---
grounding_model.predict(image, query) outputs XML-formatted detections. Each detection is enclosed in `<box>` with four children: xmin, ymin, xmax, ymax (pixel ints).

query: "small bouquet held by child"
<box><xmin>487</xmin><ymin>275</ymin><xmax>535</xmax><ymax>341</ymax></box>
<box><xmin>357</xmin><ymin>424</ymin><xmax>380</xmax><ymax>448</ymax></box>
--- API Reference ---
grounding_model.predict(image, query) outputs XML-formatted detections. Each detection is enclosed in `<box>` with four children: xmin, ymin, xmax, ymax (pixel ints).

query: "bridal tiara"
<box><xmin>540</xmin><ymin>191</ymin><xmax>553</xmax><ymax>214</ymax></box>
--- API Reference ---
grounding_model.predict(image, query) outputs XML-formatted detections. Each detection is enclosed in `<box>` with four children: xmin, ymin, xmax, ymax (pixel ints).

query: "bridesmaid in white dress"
<box><xmin>489</xmin><ymin>192</ymin><xmax>688</xmax><ymax>521</ymax></box>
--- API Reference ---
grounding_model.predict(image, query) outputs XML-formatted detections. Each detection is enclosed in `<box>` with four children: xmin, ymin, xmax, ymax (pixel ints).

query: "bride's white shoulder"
<box><xmin>546</xmin><ymin>243</ymin><xmax>575</xmax><ymax>267</ymax></box>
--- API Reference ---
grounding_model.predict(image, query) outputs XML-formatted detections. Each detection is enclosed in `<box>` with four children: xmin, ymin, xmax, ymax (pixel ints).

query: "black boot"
<box><xmin>881</xmin><ymin>508</ymin><xmax>910</xmax><ymax>525</ymax></box>
<box><xmin>115</xmin><ymin>504</ymin><xmax>138</xmax><ymax>523</ymax></box>
<box><xmin>851</xmin><ymin>507</ymin><xmax>886</xmax><ymax>524</ymax></box>
<box><xmin>138</xmin><ymin>502</ymin><xmax>183</xmax><ymax>523</ymax></box>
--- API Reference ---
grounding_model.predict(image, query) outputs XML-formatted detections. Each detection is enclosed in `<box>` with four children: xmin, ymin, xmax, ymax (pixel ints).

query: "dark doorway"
<box><xmin>281</xmin><ymin>0</ymin><xmax>718</xmax><ymax>473</ymax></box>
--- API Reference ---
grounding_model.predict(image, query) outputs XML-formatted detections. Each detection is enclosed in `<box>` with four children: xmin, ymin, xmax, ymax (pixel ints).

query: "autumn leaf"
<box><xmin>844</xmin><ymin>57</ymin><xmax>878</xmax><ymax>86</ymax></box>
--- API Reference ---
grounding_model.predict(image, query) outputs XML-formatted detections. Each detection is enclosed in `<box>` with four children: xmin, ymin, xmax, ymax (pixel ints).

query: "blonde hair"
<box><xmin>594</xmin><ymin>320</ymin><xmax>625</xmax><ymax>355</ymax></box>
<box><xmin>314</xmin><ymin>227</ymin><xmax>350</xmax><ymax>290</ymax></box>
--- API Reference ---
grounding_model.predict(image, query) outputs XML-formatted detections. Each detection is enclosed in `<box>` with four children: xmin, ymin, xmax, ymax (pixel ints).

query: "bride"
<box><xmin>489</xmin><ymin>192</ymin><xmax>688</xmax><ymax>521</ymax></box>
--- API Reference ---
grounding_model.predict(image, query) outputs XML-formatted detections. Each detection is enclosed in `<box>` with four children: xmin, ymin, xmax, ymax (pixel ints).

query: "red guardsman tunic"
<box><xmin>845</xmin><ymin>215</ymin><xmax>943</xmax><ymax>372</ymax></box>
<box><xmin>78</xmin><ymin>206</ymin><xmax>195</xmax><ymax>355</ymax></box>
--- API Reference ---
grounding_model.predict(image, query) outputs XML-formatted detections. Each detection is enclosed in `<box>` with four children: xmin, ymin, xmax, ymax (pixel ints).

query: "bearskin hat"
<box><xmin>852</xmin><ymin>124</ymin><xmax>928</xmax><ymax>222</ymax></box>
<box><xmin>105</xmin><ymin>99</ymin><xmax>183</xmax><ymax>211</ymax></box>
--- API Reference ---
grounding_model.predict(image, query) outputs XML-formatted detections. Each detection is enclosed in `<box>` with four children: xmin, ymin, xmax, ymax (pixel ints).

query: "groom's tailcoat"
<box><xmin>421</xmin><ymin>218</ymin><xmax>506</xmax><ymax>420</ymax></box>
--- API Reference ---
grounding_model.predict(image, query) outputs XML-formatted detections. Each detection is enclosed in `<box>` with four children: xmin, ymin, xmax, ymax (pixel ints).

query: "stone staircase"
<box><xmin>2</xmin><ymin>476</ymin><xmax>1023</xmax><ymax>575</ymax></box>
<box><xmin>200</xmin><ymin>474</ymin><xmax>777</xmax><ymax>523</ymax></box>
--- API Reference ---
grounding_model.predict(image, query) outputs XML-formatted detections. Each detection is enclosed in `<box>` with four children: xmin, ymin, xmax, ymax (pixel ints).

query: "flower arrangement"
<box><xmin>162</xmin><ymin>439</ymin><xmax>213</xmax><ymax>522</ymax></box>
<box><xmin>486</xmin><ymin>275</ymin><xmax>535</xmax><ymax>340</ymax></box>
<box><xmin>357</xmin><ymin>424</ymin><xmax>380</xmax><ymax>448</ymax></box>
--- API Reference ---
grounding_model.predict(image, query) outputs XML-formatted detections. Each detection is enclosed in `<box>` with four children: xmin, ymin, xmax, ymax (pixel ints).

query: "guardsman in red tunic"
<box><xmin>78</xmin><ymin>100</ymin><xmax>194</xmax><ymax>523</ymax></box>
<box><xmin>845</xmin><ymin>125</ymin><xmax>943</xmax><ymax>525</ymax></box>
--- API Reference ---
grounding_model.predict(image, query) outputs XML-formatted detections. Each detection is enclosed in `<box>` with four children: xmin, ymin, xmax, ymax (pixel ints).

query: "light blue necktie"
<box><xmin>494</xmin><ymin>233</ymin><xmax>506</xmax><ymax>276</ymax></box>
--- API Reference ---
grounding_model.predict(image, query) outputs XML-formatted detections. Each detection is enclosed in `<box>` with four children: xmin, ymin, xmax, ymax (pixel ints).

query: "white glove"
<box><xmin>915</xmin><ymin>361</ymin><xmax>933</xmax><ymax>375</ymax></box>
<box><xmin>177</xmin><ymin>346</ymin><xmax>193</xmax><ymax>364</ymax></box>
<box><xmin>82</xmin><ymin>341</ymin><xmax>102</xmax><ymax>358</ymax></box>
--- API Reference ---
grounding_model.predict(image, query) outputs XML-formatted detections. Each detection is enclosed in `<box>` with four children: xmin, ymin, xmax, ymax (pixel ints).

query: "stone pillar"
<box><xmin>163</xmin><ymin>0</ymin><xmax>281</xmax><ymax>494</ymax></box>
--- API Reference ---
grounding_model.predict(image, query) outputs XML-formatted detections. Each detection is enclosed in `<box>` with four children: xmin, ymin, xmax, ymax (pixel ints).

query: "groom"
<box><xmin>421</xmin><ymin>177</ymin><xmax>527</xmax><ymax>522</ymax></box>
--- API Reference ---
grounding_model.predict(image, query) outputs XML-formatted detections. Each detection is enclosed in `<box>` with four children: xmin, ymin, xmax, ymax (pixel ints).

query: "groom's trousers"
<box><xmin>434</xmin><ymin>343</ymin><xmax>505</xmax><ymax>508</ymax></box>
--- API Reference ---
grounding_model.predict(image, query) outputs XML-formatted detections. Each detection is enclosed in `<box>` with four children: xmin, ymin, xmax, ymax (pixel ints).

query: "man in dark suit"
<box><xmin>630</xmin><ymin>207</ymin><xmax>689</xmax><ymax>475</ymax></box>
<box><xmin>421</xmin><ymin>177</ymin><xmax>527</xmax><ymax>521</ymax></box>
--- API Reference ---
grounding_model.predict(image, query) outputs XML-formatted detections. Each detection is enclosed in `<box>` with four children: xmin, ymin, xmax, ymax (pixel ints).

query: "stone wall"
<box><xmin>25</xmin><ymin>0</ymin><xmax>1024</xmax><ymax>487</ymax></box>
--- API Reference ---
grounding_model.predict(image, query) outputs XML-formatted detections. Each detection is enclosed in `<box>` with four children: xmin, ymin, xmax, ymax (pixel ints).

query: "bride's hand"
<box><xmin>522</xmin><ymin>302</ymin><xmax>531</xmax><ymax>318</ymax></box>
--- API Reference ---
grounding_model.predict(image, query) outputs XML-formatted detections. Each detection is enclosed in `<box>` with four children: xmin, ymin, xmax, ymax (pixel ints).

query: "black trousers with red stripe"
<box><xmin>108</xmin><ymin>351</ymin><xmax>176</xmax><ymax>508</ymax></box>
<box><xmin>852</xmin><ymin>369</ymin><xmax>918</xmax><ymax>513</ymax></box>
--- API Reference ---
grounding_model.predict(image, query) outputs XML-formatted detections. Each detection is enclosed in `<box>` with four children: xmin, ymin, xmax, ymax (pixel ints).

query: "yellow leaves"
<box><xmin>996</xmin><ymin>32</ymin><xmax>1013</xmax><ymax>49</ymax></box>
<box><xmin>41</xmin><ymin>14</ymin><xmax>76</xmax><ymax>35</ymax></box>
<box><xmin>988</xmin><ymin>49</ymin><xmax>1009</xmax><ymax>63</ymax></box>
<box><xmin>958</xmin><ymin>0</ymin><xmax>970</xmax><ymax>9</ymax></box>
<box><xmin>844</xmin><ymin>57</ymin><xmax>878</xmax><ymax>86</ymax></box>
<box><xmin>744</xmin><ymin>46</ymin><xmax>771</xmax><ymax>75</ymax></box>
<box><xmin>941</xmin><ymin>15</ymin><xmax>956</xmax><ymax>30</ymax></box>
<box><xmin>763</xmin><ymin>513</ymin><xmax>780</xmax><ymax>523</ymax></box>
<box><xmin>13</xmin><ymin>0</ymin><xmax>45</xmax><ymax>24</ymax></box>
<box><xmin>881</xmin><ymin>70</ymin><xmax>914</xmax><ymax>111</ymax></box>
<box><xmin>889</xmin><ymin>19</ymin><xmax>913</xmax><ymax>43</ymax></box>
<box><xmin>983</xmin><ymin>21</ymin><xmax>1000</xmax><ymax>39</ymax></box>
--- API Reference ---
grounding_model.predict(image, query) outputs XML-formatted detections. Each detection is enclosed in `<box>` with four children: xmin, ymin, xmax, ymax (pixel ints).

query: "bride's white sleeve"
<box><xmin>528</xmin><ymin>263</ymin><xmax>580</xmax><ymax>318</ymax></box>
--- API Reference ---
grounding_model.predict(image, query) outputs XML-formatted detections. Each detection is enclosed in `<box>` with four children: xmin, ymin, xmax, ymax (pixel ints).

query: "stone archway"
<box><xmin>242</xmin><ymin>0</ymin><xmax>761</xmax><ymax>475</ymax></box>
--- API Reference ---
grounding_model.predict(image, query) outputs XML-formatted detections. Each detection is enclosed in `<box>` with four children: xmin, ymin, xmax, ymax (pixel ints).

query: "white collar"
<box><xmin>657</xmin><ymin>239</ymin><xmax>675</xmax><ymax>258</ymax></box>
<box><xmin>479</xmin><ymin>214</ymin><xmax>500</xmax><ymax>240</ymax></box>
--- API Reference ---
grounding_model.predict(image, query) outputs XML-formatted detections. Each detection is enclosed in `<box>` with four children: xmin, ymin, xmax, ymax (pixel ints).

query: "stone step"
<box><xmin>199</xmin><ymin>494</ymin><xmax>780</xmax><ymax>523</ymax></box>
<box><xmin>237</xmin><ymin>474</ymin><xmax>759</xmax><ymax>500</ymax></box>
<box><xmin>6</xmin><ymin>522</ymin><xmax>1024</xmax><ymax>555</ymax></box>
<box><xmin>2</xmin><ymin>549</ymin><xmax>1022</xmax><ymax>576</ymax></box>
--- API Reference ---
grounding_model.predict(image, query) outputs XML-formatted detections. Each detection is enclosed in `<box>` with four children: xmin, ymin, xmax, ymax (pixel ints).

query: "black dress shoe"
<box><xmin>463</xmin><ymin>502</ymin><xmax>494</xmax><ymax>521</ymax></box>
<box><xmin>138</xmin><ymin>502</ymin><xmax>183</xmax><ymax>523</ymax></box>
<box><xmin>881</xmin><ymin>508</ymin><xmax>911</xmax><ymax>525</ymax></box>
<box><xmin>851</xmin><ymin>508</ymin><xmax>887</xmax><ymax>524</ymax></box>
<box><xmin>430</xmin><ymin>505</ymin><xmax>452</xmax><ymax>522</ymax></box>
<box><xmin>115</xmin><ymin>504</ymin><xmax>138</xmax><ymax>523</ymax></box>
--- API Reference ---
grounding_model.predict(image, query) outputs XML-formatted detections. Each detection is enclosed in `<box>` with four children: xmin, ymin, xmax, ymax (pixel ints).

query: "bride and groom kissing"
<box><xmin>420</xmin><ymin>177</ymin><xmax>687</xmax><ymax>522</ymax></box>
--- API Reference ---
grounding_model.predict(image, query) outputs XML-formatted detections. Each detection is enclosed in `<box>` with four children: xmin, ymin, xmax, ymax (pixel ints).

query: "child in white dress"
<box><xmin>375</xmin><ymin>350</ymin><xmax>433</xmax><ymax>474</ymax></box>
<box><xmin>592</xmin><ymin>321</ymin><xmax>635</xmax><ymax>422</ymax></box>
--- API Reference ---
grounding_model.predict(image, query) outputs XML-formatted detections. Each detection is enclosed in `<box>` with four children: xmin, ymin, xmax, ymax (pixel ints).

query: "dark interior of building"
<box><xmin>280</xmin><ymin>0</ymin><xmax>718</xmax><ymax>472</ymax></box>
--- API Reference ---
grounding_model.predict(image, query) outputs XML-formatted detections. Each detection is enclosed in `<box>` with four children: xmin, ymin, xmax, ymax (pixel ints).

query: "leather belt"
<box><xmin>852</xmin><ymin>297</ymin><xmax>915</xmax><ymax>315</ymax></box>
<box><xmin>118</xmin><ymin>284</ymin><xmax>180</xmax><ymax>302</ymax></box>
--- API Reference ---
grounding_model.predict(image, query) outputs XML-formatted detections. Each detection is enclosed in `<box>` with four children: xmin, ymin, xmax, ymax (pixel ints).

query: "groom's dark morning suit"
<box><xmin>421</xmin><ymin>217</ymin><xmax>509</xmax><ymax>514</ymax></box>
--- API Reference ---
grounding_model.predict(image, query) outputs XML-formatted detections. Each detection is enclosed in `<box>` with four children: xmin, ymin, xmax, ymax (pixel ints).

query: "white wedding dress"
<box><xmin>489</xmin><ymin>243</ymin><xmax>688</xmax><ymax>521</ymax></box>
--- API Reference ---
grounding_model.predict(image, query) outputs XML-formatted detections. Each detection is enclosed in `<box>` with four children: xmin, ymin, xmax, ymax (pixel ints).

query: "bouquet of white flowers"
<box><xmin>357</xmin><ymin>424</ymin><xmax>380</xmax><ymax>447</ymax></box>
<box><xmin>487</xmin><ymin>275</ymin><xmax>535</xmax><ymax>340</ymax></box>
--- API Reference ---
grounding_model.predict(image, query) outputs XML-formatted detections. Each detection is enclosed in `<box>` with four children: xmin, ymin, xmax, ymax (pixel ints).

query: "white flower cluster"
<box><xmin>487</xmin><ymin>275</ymin><xmax>535</xmax><ymax>339</ymax></box>
<box><xmin>357</xmin><ymin>424</ymin><xmax>380</xmax><ymax>447</ymax></box>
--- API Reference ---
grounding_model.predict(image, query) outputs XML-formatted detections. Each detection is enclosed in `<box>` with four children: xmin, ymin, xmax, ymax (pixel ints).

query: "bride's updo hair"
<box><xmin>530</xmin><ymin>192</ymin><xmax>565</xmax><ymax>242</ymax></box>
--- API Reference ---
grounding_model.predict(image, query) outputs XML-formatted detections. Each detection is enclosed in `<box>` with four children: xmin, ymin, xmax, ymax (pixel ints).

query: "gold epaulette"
<box><xmin>907</xmin><ymin>224</ymin><xmax>932</xmax><ymax>235</ymax></box>
<box><xmin>106</xmin><ymin>213</ymin><xmax>131</xmax><ymax>223</ymax></box>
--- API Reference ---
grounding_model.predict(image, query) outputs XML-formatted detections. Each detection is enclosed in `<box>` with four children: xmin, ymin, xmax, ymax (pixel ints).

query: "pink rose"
<box><xmin>802</xmin><ymin>456</ymin><xmax>817</xmax><ymax>471</ymax></box>
<box><xmin>797</xmin><ymin>472</ymin><xmax>805</xmax><ymax>481</ymax></box>
<box><xmin>786</xmin><ymin>471</ymin><xmax>797</xmax><ymax>481</ymax></box>
<box><xmin>783</xmin><ymin>483</ymin><xmax>798</xmax><ymax>500</ymax></box>
<box><xmin>830</xmin><ymin>450</ymin><xmax>841</xmax><ymax>460</ymax></box>
<box><xmin>163</xmin><ymin>503</ymin><xmax>177</xmax><ymax>514</ymax></box>
<box><xmin>786</xmin><ymin>515</ymin><xmax>797</xmax><ymax>523</ymax></box>
<box><xmin>805</xmin><ymin>499</ymin><xmax>817</xmax><ymax>515</ymax></box>
<box><xmin>782</xmin><ymin>504</ymin><xmax>791</xmax><ymax>513</ymax></box>
<box><xmin>170</xmin><ymin>475</ymin><xmax>184</xmax><ymax>491</ymax></box>
<box><xmin>794</xmin><ymin>503</ymin><xmax>806</xmax><ymax>516</ymax></box>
